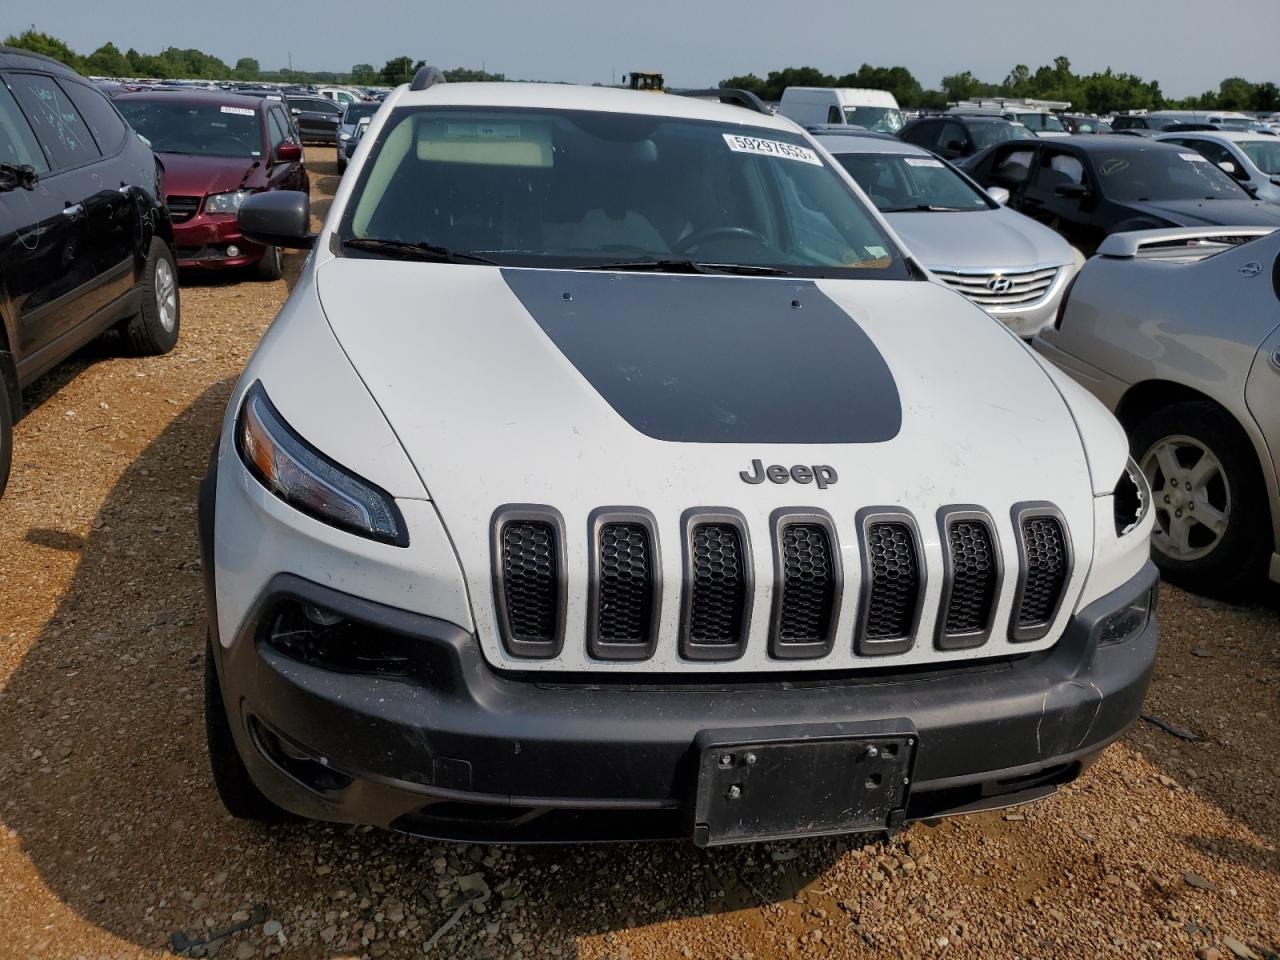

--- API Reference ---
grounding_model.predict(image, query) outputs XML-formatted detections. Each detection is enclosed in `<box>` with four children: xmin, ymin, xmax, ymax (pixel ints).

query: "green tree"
<box><xmin>3</xmin><ymin>29</ymin><xmax>82</xmax><ymax>69</ymax></box>
<box><xmin>941</xmin><ymin>71</ymin><xmax>993</xmax><ymax>102</ymax></box>
<box><xmin>1216</xmin><ymin>77</ymin><xmax>1255</xmax><ymax>110</ymax></box>
<box><xmin>234</xmin><ymin>57</ymin><xmax>260</xmax><ymax>81</ymax></box>
<box><xmin>83</xmin><ymin>42</ymin><xmax>130</xmax><ymax>77</ymax></box>
<box><xmin>1252</xmin><ymin>81</ymin><xmax>1280</xmax><ymax>112</ymax></box>
<box><xmin>381</xmin><ymin>56</ymin><xmax>420</xmax><ymax>86</ymax></box>
<box><xmin>351</xmin><ymin>63</ymin><xmax>378</xmax><ymax>84</ymax></box>
<box><xmin>443</xmin><ymin>67</ymin><xmax>506</xmax><ymax>82</ymax></box>
<box><xmin>720</xmin><ymin>74</ymin><xmax>767</xmax><ymax>97</ymax></box>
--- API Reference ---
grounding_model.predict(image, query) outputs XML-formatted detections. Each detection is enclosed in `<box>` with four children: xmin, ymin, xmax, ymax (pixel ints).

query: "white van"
<box><xmin>777</xmin><ymin>87</ymin><xmax>903</xmax><ymax>133</ymax></box>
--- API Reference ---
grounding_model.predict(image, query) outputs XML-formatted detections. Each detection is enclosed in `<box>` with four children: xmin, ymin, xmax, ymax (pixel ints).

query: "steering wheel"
<box><xmin>673</xmin><ymin>226</ymin><xmax>769</xmax><ymax>253</ymax></box>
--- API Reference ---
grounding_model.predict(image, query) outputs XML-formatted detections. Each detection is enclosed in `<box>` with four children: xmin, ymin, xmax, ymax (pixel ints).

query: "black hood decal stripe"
<box><xmin>501</xmin><ymin>270</ymin><xmax>901</xmax><ymax>444</ymax></box>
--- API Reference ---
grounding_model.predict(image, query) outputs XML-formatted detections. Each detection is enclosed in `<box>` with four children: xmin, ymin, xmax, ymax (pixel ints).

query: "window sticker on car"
<box><xmin>904</xmin><ymin>157</ymin><xmax>944</xmax><ymax>168</ymax></box>
<box><xmin>445</xmin><ymin>123</ymin><xmax>522</xmax><ymax>140</ymax></box>
<box><xmin>864</xmin><ymin>245</ymin><xmax>889</xmax><ymax>258</ymax></box>
<box><xmin>1099</xmin><ymin>158</ymin><xmax>1129</xmax><ymax>176</ymax></box>
<box><xmin>722</xmin><ymin>133</ymin><xmax>822</xmax><ymax>166</ymax></box>
<box><xmin>220</xmin><ymin>106</ymin><xmax>255</xmax><ymax>117</ymax></box>
<box><xmin>1179</xmin><ymin>152</ymin><xmax>1208</xmax><ymax>163</ymax></box>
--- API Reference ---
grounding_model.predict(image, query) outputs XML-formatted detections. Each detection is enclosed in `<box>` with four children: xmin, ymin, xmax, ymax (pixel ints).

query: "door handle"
<box><xmin>63</xmin><ymin>203</ymin><xmax>83</xmax><ymax>217</ymax></box>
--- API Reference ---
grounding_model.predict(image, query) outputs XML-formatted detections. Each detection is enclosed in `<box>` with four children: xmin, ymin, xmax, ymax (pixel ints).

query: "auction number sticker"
<box><xmin>723</xmin><ymin>133</ymin><xmax>822</xmax><ymax>166</ymax></box>
<box><xmin>904</xmin><ymin>157</ymin><xmax>944</xmax><ymax>168</ymax></box>
<box><xmin>220</xmin><ymin>106</ymin><xmax>255</xmax><ymax>117</ymax></box>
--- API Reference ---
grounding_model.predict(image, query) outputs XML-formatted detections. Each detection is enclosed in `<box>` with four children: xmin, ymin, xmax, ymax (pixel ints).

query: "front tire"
<box><xmin>254</xmin><ymin>244</ymin><xmax>284</xmax><ymax>281</ymax></box>
<box><xmin>204</xmin><ymin>639</ymin><xmax>292</xmax><ymax>822</ymax></box>
<box><xmin>122</xmin><ymin>238</ymin><xmax>180</xmax><ymax>356</ymax></box>
<box><xmin>0</xmin><ymin>366</ymin><xmax>13</xmax><ymax>499</ymax></box>
<box><xmin>1131</xmin><ymin>401</ymin><xmax>1270</xmax><ymax>595</ymax></box>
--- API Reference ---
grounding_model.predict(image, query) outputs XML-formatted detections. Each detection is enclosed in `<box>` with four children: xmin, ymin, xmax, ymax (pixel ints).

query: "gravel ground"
<box><xmin>1</xmin><ymin>148</ymin><xmax>1278</xmax><ymax>960</ymax></box>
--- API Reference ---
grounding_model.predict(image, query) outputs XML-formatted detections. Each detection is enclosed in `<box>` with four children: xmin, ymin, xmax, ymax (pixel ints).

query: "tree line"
<box><xmin>2</xmin><ymin>31</ymin><xmax>504</xmax><ymax>87</ymax></box>
<box><xmin>721</xmin><ymin>58</ymin><xmax>1280</xmax><ymax>114</ymax></box>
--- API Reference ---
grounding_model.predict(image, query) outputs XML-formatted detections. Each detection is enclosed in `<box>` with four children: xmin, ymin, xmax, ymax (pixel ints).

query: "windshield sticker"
<box><xmin>1180</xmin><ymin>152</ymin><xmax>1209</xmax><ymax>163</ymax></box>
<box><xmin>220</xmin><ymin>106</ymin><xmax>255</xmax><ymax>117</ymax></box>
<box><xmin>445</xmin><ymin>123</ymin><xmax>523</xmax><ymax>140</ymax></box>
<box><xmin>863</xmin><ymin>245</ymin><xmax>889</xmax><ymax>258</ymax></box>
<box><xmin>904</xmin><ymin>157</ymin><xmax>943</xmax><ymax>168</ymax></box>
<box><xmin>1099</xmin><ymin>158</ymin><xmax>1129</xmax><ymax>176</ymax></box>
<box><xmin>723</xmin><ymin>133</ymin><xmax>822</xmax><ymax>166</ymax></box>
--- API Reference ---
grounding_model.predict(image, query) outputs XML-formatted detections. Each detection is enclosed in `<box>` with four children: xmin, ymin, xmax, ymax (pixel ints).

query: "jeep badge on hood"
<box><xmin>739</xmin><ymin>459</ymin><xmax>838</xmax><ymax>488</ymax></box>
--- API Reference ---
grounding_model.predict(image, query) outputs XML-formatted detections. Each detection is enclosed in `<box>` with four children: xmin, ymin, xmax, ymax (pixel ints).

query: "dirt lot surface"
<box><xmin>1</xmin><ymin>148</ymin><xmax>1278</xmax><ymax>960</ymax></box>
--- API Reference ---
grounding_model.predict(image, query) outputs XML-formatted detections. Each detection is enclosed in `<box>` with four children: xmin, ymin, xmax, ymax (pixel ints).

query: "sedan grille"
<box><xmin>934</xmin><ymin>267</ymin><xmax>1060</xmax><ymax>309</ymax></box>
<box><xmin>166</xmin><ymin>195</ymin><xmax>201</xmax><ymax>223</ymax></box>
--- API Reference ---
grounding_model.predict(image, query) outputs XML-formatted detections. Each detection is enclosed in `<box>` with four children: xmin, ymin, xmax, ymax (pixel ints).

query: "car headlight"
<box><xmin>205</xmin><ymin>189</ymin><xmax>255</xmax><ymax>215</ymax></box>
<box><xmin>1113</xmin><ymin>457</ymin><xmax>1150</xmax><ymax>537</ymax></box>
<box><xmin>339</xmin><ymin>131</ymin><xmax>351</xmax><ymax>141</ymax></box>
<box><xmin>236</xmin><ymin>382</ymin><xmax>408</xmax><ymax>546</ymax></box>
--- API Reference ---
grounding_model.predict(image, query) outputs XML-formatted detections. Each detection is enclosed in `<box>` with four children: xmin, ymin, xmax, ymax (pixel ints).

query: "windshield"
<box><xmin>833</xmin><ymin>152</ymin><xmax>989</xmax><ymax>212</ymax></box>
<box><xmin>971</xmin><ymin>122</ymin><xmax>1037</xmax><ymax>150</ymax></box>
<box><xmin>342</xmin><ymin>107</ymin><xmax>906</xmax><ymax>277</ymax></box>
<box><xmin>118</xmin><ymin>101</ymin><xmax>263</xmax><ymax>158</ymax></box>
<box><xmin>343</xmin><ymin>102</ymin><xmax>378</xmax><ymax>124</ymax></box>
<box><xmin>1015</xmin><ymin>113</ymin><xmax>1066</xmax><ymax>133</ymax></box>
<box><xmin>842</xmin><ymin>106</ymin><xmax>903</xmax><ymax>134</ymax></box>
<box><xmin>1094</xmin><ymin>148</ymin><xmax>1253</xmax><ymax>202</ymax></box>
<box><xmin>1239</xmin><ymin>139</ymin><xmax>1280</xmax><ymax>174</ymax></box>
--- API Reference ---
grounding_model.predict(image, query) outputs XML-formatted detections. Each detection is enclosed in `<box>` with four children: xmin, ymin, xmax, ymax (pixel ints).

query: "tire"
<box><xmin>254</xmin><ymin>244</ymin><xmax>284</xmax><ymax>281</ymax></box>
<box><xmin>204</xmin><ymin>639</ymin><xmax>293</xmax><ymax>822</ymax></box>
<box><xmin>0</xmin><ymin>366</ymin><xmax>12</xmax><ymax>500</ymax></box>
<box><xmin>1130</xmin><ymin>400</ymin><xmax>1271</xmax><ymax>596</ymax></box>
<box><xmin>122</xmin><ymin>238</ymin><xmax>180</xmax><ymax>356</ymax></box>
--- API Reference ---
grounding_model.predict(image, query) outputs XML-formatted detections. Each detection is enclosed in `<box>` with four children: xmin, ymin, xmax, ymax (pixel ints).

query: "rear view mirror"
<box><xmin>238</xmin><ymin>191</ymin><xmax>314</xmax><ymax>249</ymax></box>
<box><xmin>987</xmin><ymin>186</ymin><xmax>1011</xmax><ymax>205</ymax></box>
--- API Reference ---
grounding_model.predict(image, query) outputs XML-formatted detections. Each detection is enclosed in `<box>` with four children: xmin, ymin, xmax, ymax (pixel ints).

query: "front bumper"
<box><xmin>202</xmin><ymin>493</ymin><xmax>1158</xmax><ymax>843</ymax></box>
<box><xmin>173</xmin><ymin>212</ymin><xmax>267</xmax><ymax>270</ymax></box>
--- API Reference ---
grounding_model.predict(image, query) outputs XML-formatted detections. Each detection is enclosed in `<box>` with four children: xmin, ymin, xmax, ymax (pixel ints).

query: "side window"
<box><xmin>826</xmin><ymin>105</ymin><xmax>841</xmax><ymax>124</ymax></box>
<box><xmin>940</xmin><ymin>121</ymin><xmax>967</xmax><ymax>151</ymax></box>
<box><xmin>1033</xmin><ymin>150</ymin><xmax>1086</xmax><ymax>192</ymax></box>
<box><xmin>1187</xmin><ymin>140</ymin><xmax>1234</xmax><ymax>171</ymax></box>
<box><xmin>57</xmin><ymin>79</ymin><xmax>127</xmax><ymax>154</ymax></box>
<box><xmin>7</xmin><ymin>71</ymin><xmax>101</xmax><ymax>170</ymax></box>
<box><xmin>320</xmin><ymin>100</ymin><xmax>342</xmax><ymax>117</ymax></box>
<box><xmin>900</xmin><ymin>121</ymin><xmax>932</xmax><ymax>146</ymax></box>
<box><xmin>0</xmin><ymin>78</ymin><xmax>49</xmax><ymax>172</ymax></box>
<box><xmin>994</xmin><ymin>147</ymin><xmax>1037</xmax><ymax>185</ymax></box>
<box><xmin>267</xmin><ymin>109</ymin><xmax>288</xmax><ymax>149</ymax></box>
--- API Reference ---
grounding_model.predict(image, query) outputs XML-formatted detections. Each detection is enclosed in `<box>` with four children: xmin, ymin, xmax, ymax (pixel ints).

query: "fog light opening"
<box><xmin>1098</xmin><ymin>588</ymin><xmax>1155</xmax><ymax>645</ymax></box>
<box><xmin>226</xmin><ymin>244</ymin><xmax>241</xmax><ymax>258</ymax></box>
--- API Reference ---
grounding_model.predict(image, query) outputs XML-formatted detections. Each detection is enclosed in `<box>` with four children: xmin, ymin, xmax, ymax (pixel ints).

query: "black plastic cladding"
<box><xmin>855</xmin><ymin>508</ymin><xmax>926</xmax><ymax>657</ymax></box>
<box><xmin>935</xmin><ymin>507</ymin><xmax>1003</xmax><ymax>651</ymax></box>
<box><xmin>768</xmin><ymin>509</ymin><xmax>843</xmax><ymax>660</ymax></box>
<box><xmin>1009</xmin><ymin>502</ymin><xmax>1072</xmax><ymax>643</ymax></box>
<box><xmin>680</xmin><ymin>509</ymin><xmax>754</xmax><ymax>661</ymax></box>
<box><xmin>490</xmin><ymin>506</ymin><xmax>567</xmax><ymax>658</ymax></box>
<box><xmin>587</xmin><ymin>508</ymin><xmax>662</xmax><ymax>661</ymax></box>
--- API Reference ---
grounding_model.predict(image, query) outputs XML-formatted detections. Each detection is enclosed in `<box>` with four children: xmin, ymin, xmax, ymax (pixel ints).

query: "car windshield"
<box><xmin>342</xmin><ymin>107</ymin><xmax>907</xmax><ymax>277</ymax></box>
<box><xmin>1016</xmin><ymin>113</ymin><xmax>1066</xmax><ymax>133</ymax></box>
<box><xmin>343</xmin><ymin>102</ymin><xmax>378</xmax><ymax>124</ymax></box>
<box><xmin>117</xmin><ymin>100</ymin><xmax>263</xmax><ymax>158</ymax></box>
<box><xmin>970</xmin><ymin>122</ymin><xmax>1037</xmax><ymax>150</ymax></box>
<box><xmin>842</xmin><ymin>106</ymin><xmax>903</xmax><ymax>134</ymax></box>
<box><xmin>833</xmin><ymin>151</ymin><xmax>989</xmax><ymax>212</ymax></box>
<box><xmin>1239</xmin><ymin>139</ymin><xmax>1280</xmax><ymax>174</ymax></box>
<box><xmin>1094</xmin><ymin>148</ymin><xmax>1253</xmax><ymax>201</ymax></box>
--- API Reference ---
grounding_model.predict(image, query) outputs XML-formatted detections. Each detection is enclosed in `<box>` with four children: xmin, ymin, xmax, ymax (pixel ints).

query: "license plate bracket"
<box><xmin>691</xmin><ymin>720</ymin><xmax>917</xmax><ymax>847</ymax></box>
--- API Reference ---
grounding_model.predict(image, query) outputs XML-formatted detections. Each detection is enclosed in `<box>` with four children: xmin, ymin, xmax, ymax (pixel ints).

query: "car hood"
<box><xmin>157</xmin><ymin>152</ymin><xmax>263</xmax><ymax>197</ymax></box>
<box><xmin>886</xmin><ymin>208</ymin><xmax>1073</xmax><ymax>271</ymax></box>
<box><xmin>1124</xmin><ymin>197</ymin><xmax>1280</xmax><ymax>226</ymax></box>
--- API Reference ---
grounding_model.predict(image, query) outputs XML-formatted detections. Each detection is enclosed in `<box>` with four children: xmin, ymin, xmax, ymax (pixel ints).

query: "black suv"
<box><xmin>898</xmin><ymin>114</ymin><xmax>1037</xmax><ymax>160</ymax></box>
<box><xmin>0</xmin><ymin>47</ymin><xmax>178</xmax><ymax>497</ymax></box>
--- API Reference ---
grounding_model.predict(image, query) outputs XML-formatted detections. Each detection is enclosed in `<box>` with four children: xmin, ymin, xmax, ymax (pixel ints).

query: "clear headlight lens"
<box><xmin>205</xmin><ymin>189</ymin><xmax>255</xmax><ymax>215</ymax></box>
<box><xmin>1097</xmin><ymin>586</ymin><xmax>1155</xmax><ymax>645</ymax></box>
<box><xmin>338</xmin><ymin>131</ymin><xmax>352</xmax><ymax>141</ymax></box>
<box><xmin>1113</xmin><ymin>457</ymin><xmax>1150</xmax><ymax>537</ymax></box>
<box><xmin>236</xmin><ymin>382</ymin><xmax>408</xmax><ymax>546</ymax></box>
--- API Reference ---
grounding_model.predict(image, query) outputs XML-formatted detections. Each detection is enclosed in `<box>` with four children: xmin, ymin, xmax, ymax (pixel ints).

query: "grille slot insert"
<box><xmin>768</xmin><ymin>510</ymin><xmax>842</xmax><ymax>660</ymax></box>
<box><xmin>680</xmin><ymin>509</ymin><xmax>753</xmax><ymax>661</ymax></box>
<box><xmin>856</xmin><ymin>509</ymin><xmax>925</xmax><ymax>656</ymax></box>
<box><xmin>166</xmin><ymin>195</ymin><xmax>201</xmax><ymax>223</ymax></box>
<box><xmin>1010</xmin><ymin>503</ymin><xmax>1072</xmax><ymax>642</ymax></box>
<box><xmin>936</xmin><ymin>508</ymin><xmax>1002</xmax><ymax>650</ymax></box>
<box><xmin>587</xmin><ymin>508</ymin><xmax>661</xmax><ymax>661</ymax></box>
<box><xmin>491</xmin><ymin>506</ymin><xmax>566</xmax><ymax>658</ymax></box>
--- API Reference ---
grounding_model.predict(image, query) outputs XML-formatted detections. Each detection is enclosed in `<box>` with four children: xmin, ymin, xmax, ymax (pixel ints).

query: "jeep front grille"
<box><xmin>937</xmin><ymin>510</ymin><xmax>1001</xmax><ymax>650</ymax></box>
<box><xmin>770</xmin><ymin>512</ymin><xmax>841</xmax><ymax>659</ymax></box>
<box><xmin>681</xmin><ymin>513</ymin><xmax>752</xmax><ymax>660</ymax></box>
<box><xmin>588</xmin><ymin>511</ymin><xmax>660</xmax><ymax>660</ymax></box>
<box><xmin>857</xmin><ymin>513</ymin><xmax>924</xmax><ymax>655</ymax></box>
<box><xmin>934</xmin><ymin>266</ymin><xmax>1059</xmax><ymax>309</ymax></box>
<box><xmin>1011</xmin><ymin>505</ymin><xmax>1071</xmax><ymax>642</ymax></box>
<box><xmin>492</xmin><ymin>507</ymin><xmax>565</xmax><ymax>658</ymax></box>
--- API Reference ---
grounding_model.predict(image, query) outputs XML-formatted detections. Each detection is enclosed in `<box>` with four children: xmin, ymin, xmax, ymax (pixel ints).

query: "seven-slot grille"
<box><xmin>934</xmin><ymin>267</ymin><xmax>1060</xmax><ymax>309</ymax></box>
<box><xmin>166</xmin><ymin>195</ymin><xmax>201</xmax><ymax>223</ymax></box>
<box><xmin>491</xmin><ymin>503</ymin><xmax>1072</xmax><ymax>663</ymax></box>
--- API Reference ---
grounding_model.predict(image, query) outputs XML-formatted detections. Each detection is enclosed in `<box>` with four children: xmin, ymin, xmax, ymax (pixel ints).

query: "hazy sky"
<box><xmin>9</xmin><ymin>0</ymin><xmax>1279</xmax><ymax>98</ymax></box>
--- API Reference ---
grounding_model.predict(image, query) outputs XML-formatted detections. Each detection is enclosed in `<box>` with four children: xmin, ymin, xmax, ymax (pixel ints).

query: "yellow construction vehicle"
<box><xmin>625</xmin><ymin>72</ymin><xmax>664</xmax><ymax>92</ymax></box>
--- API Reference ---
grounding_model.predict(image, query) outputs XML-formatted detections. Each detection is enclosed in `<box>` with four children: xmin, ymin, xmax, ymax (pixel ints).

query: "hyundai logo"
<box><xmin>1239</xmin><ymin>261</ymin><xmax>1263</xmax><ymax>278</ymax></box>
<box><xmin>986</xmin><ymin>275</ymin><xmax>1013</xmax><ymax>294</ymax></box>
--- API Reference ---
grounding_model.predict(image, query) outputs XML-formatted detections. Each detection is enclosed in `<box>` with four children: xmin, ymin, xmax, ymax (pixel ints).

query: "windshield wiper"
<box><xmin>881</xmin><ymin>204</ymin><xmax>971</xmax><ymax>213</ymax></box>
<box><xmin>342</xmin><ymin>237</ymin><xmax>498</xmax><ymax>264</ymax></box>
<box><xmin>577</xmin><ymin>259</ymin><xmax>791</xmax><ymax>276</ymax></box>
<box><xmin>0</xmin><ymin>162</ymin><xmax>38</xmax><ymax>192</ymax></box>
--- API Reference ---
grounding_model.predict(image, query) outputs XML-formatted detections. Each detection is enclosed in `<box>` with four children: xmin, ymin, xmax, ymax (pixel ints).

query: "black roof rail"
<box><xmin>409</xmin><ymin>65</ymin><xmax>447</xmax><ymax>92</ymax></box>
<box><xmin>671</xmin><ymin>88</ymin><xmax>772</xmax><ymax>115</ymax></box>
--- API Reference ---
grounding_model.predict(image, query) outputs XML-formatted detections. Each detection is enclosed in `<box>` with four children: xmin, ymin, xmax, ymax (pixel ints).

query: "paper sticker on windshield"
<box><xmin>723</xmin><ymin>133</ymin><xmax>822</xmax><ymax>166</ymax></box>
<box><xmin>446</xmin><ymin>123</ymin><xmax>522</xmax><ymax>140</ymax></box>
<box><xmin>904</xmin><ymin>157</ymin><xmax>943</xmax><ymax>168</ymax></box>
<box><xmin>220</xmin><ymin>106</ymin><xmax>255</xmax><ymax>117</ymax></box>
<box><xmin>1180</xmin><ymin>152</ymin><xmax>1208</xmax><ymax>163</ymax></box>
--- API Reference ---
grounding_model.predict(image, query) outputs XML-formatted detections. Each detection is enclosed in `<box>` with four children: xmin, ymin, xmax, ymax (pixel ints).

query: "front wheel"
<box><xmin>254</xmin><ymin>244</ymin><xmax>284</xmax><ymax>281</ymax></box>
<box><xmin>1131</xmin><ymin>401</ymin><xmax>1270</xmax><ymax>595</ymax></box>
<box><xmin>122</xmin><ymin>238</ymin><xmax>180</xmax><ymax>355</ymax></box>
<box><xmin>0</xmin><ymin>366</ymin><xmax>12</xmax><ymax>499</ymax></box>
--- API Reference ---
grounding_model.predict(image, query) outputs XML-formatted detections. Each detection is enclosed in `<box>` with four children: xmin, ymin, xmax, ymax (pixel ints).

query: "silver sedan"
<box><xmin>1034</xmin><ymin>226</ymin><xmax>1280</xmax><ymax>594</ymax></box>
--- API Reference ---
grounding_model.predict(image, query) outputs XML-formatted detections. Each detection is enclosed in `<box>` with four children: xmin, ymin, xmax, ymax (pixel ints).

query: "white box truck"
<box><xmin>777</xmin><ymin>87</ymin><xmax>904</xmax><ymax>133</ymax></box>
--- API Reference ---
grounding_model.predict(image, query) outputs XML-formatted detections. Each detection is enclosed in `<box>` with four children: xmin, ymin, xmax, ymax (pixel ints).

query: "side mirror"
<box><xmin>1054</xmin><ymin>182</ymin><xmax>1091</xmax><ymax>199</ymax></box>
<box><xmin>274</xmin><ymin>141</ymin><xmax>302</xmax><ymax>164</ymax></box>
<box><xmin>987</xmin><ymin>186</ymin><xmax>1011</xmax><ymax>205</ymax></box>
<box><xmin>238</xmin><ymin>191</ymin><xmax>314</xmax><ymax>249</ymax></box>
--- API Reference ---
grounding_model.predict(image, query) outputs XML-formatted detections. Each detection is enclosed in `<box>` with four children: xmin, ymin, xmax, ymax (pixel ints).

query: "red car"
<box><xmin>116</xmin><ymin>92</ymin><xmax>309</xmax><ymax>279</ymax></box>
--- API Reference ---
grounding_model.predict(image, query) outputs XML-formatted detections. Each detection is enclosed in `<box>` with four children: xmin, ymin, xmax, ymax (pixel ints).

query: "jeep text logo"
<box><xmin>739</xmin><ymin>459</ymin><xmax>838</xmax><ymax>489</ymax></box>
